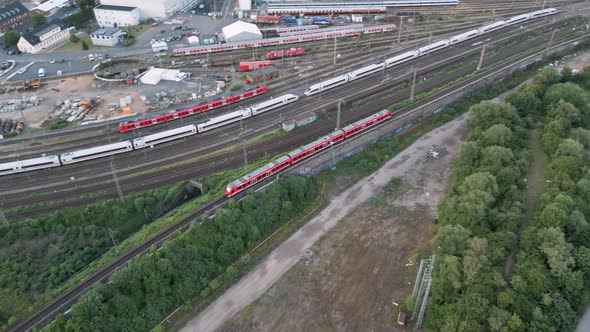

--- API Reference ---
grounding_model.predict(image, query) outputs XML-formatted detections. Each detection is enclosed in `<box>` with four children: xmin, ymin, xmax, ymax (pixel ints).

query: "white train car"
<box><xmin>504</xmin><ymin>13</ymin><xmax>530</xmax><ymax>26</ymax></box>
<box><xmin>250</xmin><ymin>94</ymin><xmax>299</xmax><ymax>116</ymax></box>
<box><xmin>197</xmin><ymin>109</ymin><xmax>252</xmax><ymax>132</ymax></box>
<box><xmin>385</xmin><ymin>50</ymin><xmax>419</xmax><ymax>68</ymax></box>
<box><xmin>133</xmin><ymin>125</ymin><xmax>197</xmax><ymax>149</ymax></box>
<box><xmin>60</xmin><ymin>141</ymin><xmax>134</xmax><ymax>164</ymax></box>
<box><xmin>305</xmin><ymin>74</ymin><xmax>349</xmax><ymax>96</ymax></box>
<box><xmin>278</xmin><ymin>24</ymin><xmax>365</xmax><ymax>37</ymax></box>
<box><xmin>529</xmin><ymin>8</ymin><xmax>557</xmax><ymax>19</ymax></box>
<box><xmin>0</xmin><ymin>155</ymin><xmax>61</xmax><ymax>176</ymax></box>
<box><xmin>478</xmin><ymin>21</ymin><xmax>506</xmax><ymax>34</ymax></box>
<box><xmin>348</xmin><ymin>63</ymin><xmax>385</xmax><ymax>81</ymax></box>
<box><xmin>450</xmin><ymin>29</ymin><xmax>479</xmax><ymax>45</ymax></box>
<box><xmin>418</xmin><ymin>39</ymin><xmax>450</xmax><ymax>56</ymax></box>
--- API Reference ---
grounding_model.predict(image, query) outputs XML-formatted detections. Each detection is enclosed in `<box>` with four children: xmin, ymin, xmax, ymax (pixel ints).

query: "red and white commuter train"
<box><xmin>225</xmin><ymin>110</ymin><xmax>392</xmax><ymax>197</ymax></box>
<box><xmin>118</xmin><ymin>86</ymin><xmax>268</xmax><ymax>132</ymax></box>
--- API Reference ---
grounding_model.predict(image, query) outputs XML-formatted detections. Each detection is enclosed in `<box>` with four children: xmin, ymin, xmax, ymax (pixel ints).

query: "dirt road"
<box><xmin>180</xmin><ymin>114</ymin><xmax>468</xmax><ymax>332</ymax></box>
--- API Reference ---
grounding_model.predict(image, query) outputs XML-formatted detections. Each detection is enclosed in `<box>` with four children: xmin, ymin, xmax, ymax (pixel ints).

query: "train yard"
<box><xmin>3</xmin><ymin>0</ymin><xmax>590</xmax><ymax>330</ymax></box>
<box><xmin>1</xmin><ymin>7</ymin><xmax>587</xmax><ymax>220</ymax></box>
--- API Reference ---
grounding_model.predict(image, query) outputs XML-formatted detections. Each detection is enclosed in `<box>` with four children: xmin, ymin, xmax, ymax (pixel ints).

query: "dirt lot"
<box><xmin>181</xmin><ymin>113</ymin><xmax>468</xmax><ymax>332</ymax></box>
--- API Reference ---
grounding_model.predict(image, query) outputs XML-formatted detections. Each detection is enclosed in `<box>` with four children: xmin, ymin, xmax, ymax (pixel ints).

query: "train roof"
<box><xmin>288</xmin><ymin>130</ymin><xmax>344</xmax><ymax>156</ymax></box>
<box><xmin>351</xmin><ymin>63</ymin><xmax>384</xmax><ymax>75</ymax></box>
<box><xmin>252</xmin><ymin>94</ymin><xmax>298</xmax><ymax>110</ymax></box>
<box><xmin>0</xmin><ymin>155</ymin><xmax>59</xmax><ymax>171</ymax></box>
<box><xmin>61</xmin><ymin>141</ymin><xmax>132</xmax><ymax>158</ymax></box>
<box><xmin>198</xmin><ymin>109</ymin><xmax>248</xmax><ymax>127</ymax></box>
<box><xmin>134</xmin><ymin>125</ymin><xmax>196</xmax><ymax>144</ymax></box>
<box><xmin>228</xmin><ymin>155</ymin><xmax>291</xmax><ymax>187</ymax></box>
<box><xmin>342</xmin><ymin>110</ymin><xmax>389</xmax><ymax>131</ymax></box>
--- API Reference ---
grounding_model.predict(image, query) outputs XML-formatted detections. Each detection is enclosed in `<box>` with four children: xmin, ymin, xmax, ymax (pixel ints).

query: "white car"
<box><xmin>150</xmin><ymin>39</ymin><xmax>156</xmax><ymax>44</ymax></box>
<box><xmin>49</xmin><ymin>59</ymin><xmax>55</xmax><ymax>64</ymax></box>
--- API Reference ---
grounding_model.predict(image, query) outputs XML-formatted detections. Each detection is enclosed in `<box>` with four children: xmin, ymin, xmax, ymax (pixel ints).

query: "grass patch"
<box><xmin>54</xmin><ymin>34</ymin><xmax>111</xmax><ymax>53</ymax></box>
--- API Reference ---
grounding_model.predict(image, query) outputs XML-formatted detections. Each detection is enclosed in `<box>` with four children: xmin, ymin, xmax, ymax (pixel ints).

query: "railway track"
<box><xmin>13</xmin><ymin>28</ymin><xmax>590</xmax><ymax>332</ymax></box>
<box><xmin>2</xmin><ymin>13</ymin><xmax>586</xmax><ymax>218</ymax></box>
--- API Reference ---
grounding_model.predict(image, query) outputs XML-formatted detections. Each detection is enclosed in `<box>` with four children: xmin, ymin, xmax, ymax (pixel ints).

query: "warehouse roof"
<box><xmin>90</xmin><ymin>27</ymin><xmax>122</xmax><ymax>37</ymax></box>
<box><xmin>33</xmin><ymin>0</ymin><xmax>68</xmax><ymax>13</ymax></box>
<box><xmin>0</xmin><ymin>2</ymin><xmax>27</xmax><ymax>24</ymax></box>
<box><xmin>222</xmin><ymin>21</ymin><xmax>262</xmax><ymax>40</ymax></box>
<box><xmin>247</xmin><ymin>65</ymin><xmax>278</xmax><ymax>79</ymax></box>
<box><xmin>21</xmin><ymin>18</ymin><xmax>66</xmax><ymax>46</ymax></box>
<box><xmin>95</xmin><ymin>4</ymin><xmax>137</xmax><ymax>12</ymax></box>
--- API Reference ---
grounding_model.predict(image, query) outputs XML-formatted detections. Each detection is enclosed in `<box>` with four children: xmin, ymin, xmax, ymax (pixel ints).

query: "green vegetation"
<box><xmin>63</xmin><ymin>9</ymin><xmax>93</xmax><ymax>29</ymax></box>
<box><xmin>69</xmin><ymin>34</ymin><xmax>80</xmax><ymax>43</ymax></box>
<box><xmin>81</xmin><ymin>41</ymin><xmax>89</xmax><ymax>50</ymax></box>
<box><xmin>75</xmin><ymin>0</ymin><xmax>95</xmax><ymax>11</ymax></box>
<box><xmin>3</xmin><ymin>30</ymin><xmax>20</xmax><ymax>46</ymax></box>
<box><xmin>56</xmin><ymin>34</ymin><xmax>110</xmax><ymax>52</ymax></box>
<box><xmin>41</xmin><ymin>118</ymin><xmax>70</xmax><ymax>130</ymax></box>
<box><xmin>30</xmin><ymin>12</ymin><xmax>46</xmax><ymax>28</ymax></box>
<box><xmin>231</xmin><ymin>84</ymin><xmax>244</xmax><ymax>92</ymax></box>
<box><xmin>427</xmin><ymin>66</ymin><xmax>590</xmax><ymax>330</ymax></box>
<box><xmin>45</xmin><ymin>176</ymin><xmax>317</xmax><ymax>331</ymax></box>
<box><xmin>0</xmin><ymin>183</ymin><xmax>187</xmax><ymax>329</ymax></box>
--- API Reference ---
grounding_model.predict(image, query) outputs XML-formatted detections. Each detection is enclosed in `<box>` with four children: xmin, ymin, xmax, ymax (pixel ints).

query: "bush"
<box><xmin>81</xmin><ymin>41</ymin><xmax>89</xmax><ymax>50</ymax></box>
<box><xmin>70</xmin><ymin>34</ymin><xmax>80</xmax><ymax>43</ymax></box>
<box><xmin>231</xmin><ymin>84</ymin><xmax>243</xmax><ymax>92</ymax></box>
<box><xmin>63</xmin><ymin>9</ymin><xmax>92</xmax><ymax>29</ymax></box>
<box><xmin>3</xmin><ymin>30</ymin><xmax>20</xmax><ymax>46</ymax></box>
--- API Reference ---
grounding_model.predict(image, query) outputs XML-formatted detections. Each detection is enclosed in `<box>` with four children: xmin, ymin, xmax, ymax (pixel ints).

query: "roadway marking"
<box><xmin>2</xmin><ymin>61</ymin><xmax>34</xmax><ymax>85</ymax></box>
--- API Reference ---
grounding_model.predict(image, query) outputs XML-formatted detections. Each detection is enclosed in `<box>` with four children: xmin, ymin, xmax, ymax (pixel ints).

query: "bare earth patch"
<box><xmin>181</xmin><ymin>114</ymin><xmax>468</xmax><ymax>332</ymax></box>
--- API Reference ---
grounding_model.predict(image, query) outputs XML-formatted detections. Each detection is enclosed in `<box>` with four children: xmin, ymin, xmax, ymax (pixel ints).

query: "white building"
<box><xmin>98</xmin><ymin>0</ymin><xmax>194</xmax><ymax>20</ymax></box>
<box><xmin>238</xmin><ymin>0</ymin><xmax>251</xmax><ymax>11</ymax></box>
<box><xmin>94</xmin><ymin>4</ymin><xmax>140</xmax><ymax>28</ymax></box>
<box><xmin>17</xmin><ymin>19</ymin><xmax>70</xmax><ymax>54</ymax></box>
<box><xmin>90</xmin><ymin>27</ymin><xmax>123</xmax><ymax>47</ymax></box>
<box><xmin>222</xmin><ymin>21</ymin><xmax>262</xmax><ymax>43</ymax></box>
<box><xmin>151</xmin><ymin>41</ymin><xmax>168</xmax><ymax>52</ymax></box>
<box><xmin>140</xmin><ymin>67</ymin><xmax>188</xmax><ymax>85</ymax></box>
<box><xmin>33</xmin><ymin>0</ymin><xmax>69</xmax><ymax>16</ymax></box>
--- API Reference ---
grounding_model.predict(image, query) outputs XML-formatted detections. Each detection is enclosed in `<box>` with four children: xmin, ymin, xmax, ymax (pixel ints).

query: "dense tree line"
<box><xmin>0</xmin><ymin>183</ymin><xmax>185</xmax><ymax>328</ymax></box>
<box><xmin>428</xmin><ymin>66</ymin><xmax>590</xmax><ymax>331</ymax></box>
<box><xmin>508</xmin><ymin>68</ymin><xmax>590</xmax><ymax>331</ymax></box>
<box><xmin>45</xmin><ymin>175</ymin><xmax>316</xmax><ymax>331</ymax></box>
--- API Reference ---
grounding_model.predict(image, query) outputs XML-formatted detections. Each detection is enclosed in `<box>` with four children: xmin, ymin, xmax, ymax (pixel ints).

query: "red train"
<box><xmin>118</xmin><ymin>86</ymin><xmax>268</xmax><ymax>132</ymax></box>
<box><xmin>225</xmin><ymin>110</ymin><xmax>392</xmax><ymax>197</ymax></box>
<box><xmin>266</xmin><ymin>47</ymin><xmax>305</xmax><ymax>60</ymax></box>
<box><xmin>239</xmin><ymin>61</ymin><xmax>272</xmax><ymax>72</ymax></box>
<box><xmin>258</xmin><ymin>15</ymin><xmax>281</xmax><ymax>24</ymax></box>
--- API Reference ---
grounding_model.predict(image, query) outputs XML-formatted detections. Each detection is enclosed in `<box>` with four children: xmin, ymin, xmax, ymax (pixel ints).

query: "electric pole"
<box><xmin>336</xmin><ymin>99</ymin><xmax>342</xmax><ymax>130</ymax></box>
<box><xmin>397</xmin><ymin>17</ymin><xmax>403</xmax><ymax>43</ymax></box>
<box><xmin>242</xmin><ymin>139</ymin><xmax>248</xmax><ymax>176</ymax></box>
<box><xmin>542</xmin><ymin>0</ymin><xmax>547</xmax><ymax>10</ymax></box>
<box><xmin>410</xmin><ymin>67</ymin><xmax>418</xmax><ymax>100</ymax></box>
<box><xmin>108</xmin><ymin>228</ymin><xmax>119</xmax><ymax>253</ymax></box>
<box><xmin>477</xmin><ymin>44</ymin><xmax>487</xmax><ymax>71</ymax></box>
<box><xmin>110</xmin><ymin>161</ymin><xmax>124</xmax><ymax>201</ymax></box>
<box><xmin>333</xmin><ymin>37</ymin><xmax>337</xmax><ymax>65</ymax></box>
<box><xmin>428</xmin><ymin>25</ymin><xmax>434</xmax><ymax>44</ymax></box>
<box><xmin>0</xmin><ymin>208</ymin><xmax>8</xmax><ymax>227</ymax></box>
<box><xmin>546</xmin><ymin>28</ymin><xmax>556</xmax><ymax>53</ymax></box>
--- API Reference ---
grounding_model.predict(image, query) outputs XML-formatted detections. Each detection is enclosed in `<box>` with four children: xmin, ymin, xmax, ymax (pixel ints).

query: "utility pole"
<box><xmin>410</xmin><ymin>67</ymin><xmax>418</xmax><ymax>100</ymax></box>
<box><xmin>108</xmin><ymin>228</ymin><xmax>119</xmax><ymax>253</ymax></box>
<box><xmin>110</xmin><ymin>161</ymin><xmax>124</xmax><ymax>201</ymax></box>
<box><xmin>428</xmin><ymin>24</ymin><xmax>434</xmax><ymax>44</ymax></box>
<box><xmin>542</xmin><ymin>0</ymin><xmax>547</xmax><ymax>10</ymax></box>
<box><xmin>0</xmin><ymin>208</ymin><xmax>8</xmax><ymax>227</ymax></box>
<box><xmin>333</xmin><ymin>37</ymin><xmax>337</xmax><ymax>65</ymax></box>
<box><xmin>476</xmin><ymin>44</ymin><xmax>487</xmax><ymax>71</ymax></box>
<box><xmin>336</xmin><ymin>99</ymin><xmax>342</xmax><ymax>130</ymax></box>
<box><xmin>546</xmin><ymin>28</ymin><xmax>556</xmax><ymax>53</ymax></box>
<box><xmin>397</xmin><ymin>17</ymin><xmax>403</xmax><ymax>43</ymax></box>
<box><xmin>490</xmin><ymin>8</ymin><xmax>496</xmax><ymax>21</ymax></box>
<box><xmin>242</xmin><ymin>139</ymin><xmax>248</xmax><ymax>175</ymax></box>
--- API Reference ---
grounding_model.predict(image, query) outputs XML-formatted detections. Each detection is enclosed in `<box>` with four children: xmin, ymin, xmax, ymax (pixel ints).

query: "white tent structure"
<box><xmin>222</xmin><ymin>21</ymin><xmax>262</xmax><ymax>43</ymax></box>
<box><xmin>140</xmin><ymin>67</ymin><xmax>187</xmax><ymax>85</ymax></box>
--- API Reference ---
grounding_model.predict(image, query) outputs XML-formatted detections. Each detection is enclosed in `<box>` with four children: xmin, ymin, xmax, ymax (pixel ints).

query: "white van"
<box><xmin>88</xmin><ymin>54</ymin><xmax>94</xmax><ymax>61</ymax></box>
<box><xmin>38</xmin><ymin>68</ymin><xmax>45</xmax><ymax>77</ymax></box>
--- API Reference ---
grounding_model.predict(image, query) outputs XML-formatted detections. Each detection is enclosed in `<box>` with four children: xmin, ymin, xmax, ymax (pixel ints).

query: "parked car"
<box><xmin>58</xmin><ymin>59</ymin><xmax>65</xmax><ymax>63</ymax></box>
<box><xmin>49</xmin><ymin>59</ymin><xmax>55</xmax><ymax>63</ymax></box>
<box><xmin>88</xmin><ymin>54</ymin><xmax>94</xmax><ymax>61</ymax></box>
<box><xmin>57</xmin><ymin>70</ymin><xmax>63</xmax><ymax>75</ymax></box>
<box><xmin>38</xmin><ymin>68</ymin><xmax>45</xmax><ymax>77</ymax></box>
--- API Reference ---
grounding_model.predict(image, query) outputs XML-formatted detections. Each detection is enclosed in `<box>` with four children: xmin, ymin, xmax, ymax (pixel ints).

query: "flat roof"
<box><xmin>91</xmin><ymin>27</ymin><xmax>122</xmax><ymax>36</ymax></box>
<box><xmin>95</xmin><ymin>4</ymin><xmax>137</xmax><ymax>12</ymax></box>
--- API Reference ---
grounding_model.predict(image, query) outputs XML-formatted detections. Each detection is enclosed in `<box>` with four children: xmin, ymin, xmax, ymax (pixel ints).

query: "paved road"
<box><xmin>6</xmin><ymin>59</ymin><xmax>94</xmax><ymax>81</ymax></box>
<box><xmin>180</xmin><ymin>113</ymin><xmax>468</xmax><ymax>332</ymax></box>
<box><xmin>577</xmin><ymin>307</ymin><xmax>590</xmax><ymax>332</ymax></box>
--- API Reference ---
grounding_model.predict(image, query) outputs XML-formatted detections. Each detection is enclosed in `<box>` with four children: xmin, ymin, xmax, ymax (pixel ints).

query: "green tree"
<box><xmin>544</xmin><ymin>82</ymin><xmax>587</xmax><ymax>109</ymax></box>
<box><xmin>70</xmin><ymin>34</ymin><xmax>80</xmax><ymax>43</ymax></box>
<box><xmin>434</xmin><ymin>224</ymin><xmax>471</xmax><ymax>256</ymax></box>
<box><xmin>81</xmin><ymin>41</ymin><xmax>89</xmax><ymax>50</ymax></box>
<box><xmin>3</xmin><ymin>30</ymin><xmax>20</xmax><ymax>46</ymax></box>
<box><xmin>535</xmin><ymin>66</ymin><xmax>560</xmax><ymax>86</ymax></box>
<box><xmin>30</xmin><ymin>12</ymin><xmax>47</xmax><ymax>28</ymax></box>
<box><xmin>556</xmin><ymin>138</ymin><xmax>584</xmax><ymax>158</ymax></box>
<box><xmin>76</xmin><ymin>0</ymin><xmax>95</xmax><ymax>10</ymax></box>
<box><xmin>481</xmin><ymin>124</ymin><xmax>513</xmax><ymax>147</ymax></box>
<box><xmin>538</xmin><ymin>227</ymin><xmax>574</xmax><ymax>277</ymax></box>
<box><xmin>561</xmin><ymin>67</ymin><xmax>573</xmax><ymax>82</ymax></box>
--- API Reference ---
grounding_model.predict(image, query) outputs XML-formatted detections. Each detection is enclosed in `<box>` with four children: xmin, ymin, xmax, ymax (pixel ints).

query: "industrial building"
<box><xmin>17</xmin><ymin>18</ymin><xmax>70</xmax><ymax>54</ymax></box>
<box><xmin>0</xmin><ymin>1</ymin><xmax>29</xmax><ymax>32</ymax></box>
<box><xmin>97</xmin><ymin>0</ymin><xmax>195</xmax><ymax>20</ymax></box>
<box><xmin>90</xmin><ymin>27</ymin><xmax>123</xmax><ymax>46</ymax></box>
<box><xmin>32</xmin><ymin>0</ymin><xmax>70</xmax><ymax>16</ymax></box>
<box><xmin>94</xmin><ymin>4</ymin><xmax>140</xmax><ymax>28</ymax></box>
<box><xmin>222</xmin><ymin>21</ymin><xmax>262</xmax><ymax>43</ymax></box>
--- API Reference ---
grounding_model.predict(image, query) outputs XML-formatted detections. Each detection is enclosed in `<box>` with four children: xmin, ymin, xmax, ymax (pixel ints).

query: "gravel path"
<box><xmin>180</xmin><ymin>113</ymin><xmax>468</xmax><ymax>332</ymax></box>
